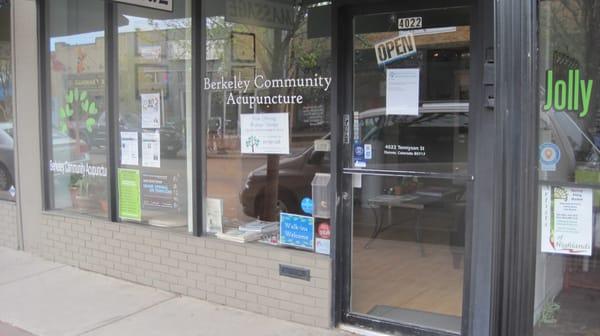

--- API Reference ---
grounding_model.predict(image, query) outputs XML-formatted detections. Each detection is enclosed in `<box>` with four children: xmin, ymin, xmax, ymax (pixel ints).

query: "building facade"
<box><xmin>1</xmin><ymin>0</ymin><xmax>600</xmax><ymax>335</ymax></box>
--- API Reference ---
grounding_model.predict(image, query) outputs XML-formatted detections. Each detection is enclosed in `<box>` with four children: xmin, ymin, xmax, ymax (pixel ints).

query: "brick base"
<box><xmin>0</xmin><ymin>201</ymin><xmax>18</xmax><ymax>249</ymax></box>
<box><xmin>36</xmin><ymin>213</ymin><xmax>332</xmax><ymax>328</ymax></box>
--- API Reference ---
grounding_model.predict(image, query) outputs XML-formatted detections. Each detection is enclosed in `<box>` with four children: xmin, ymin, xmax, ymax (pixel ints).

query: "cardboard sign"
<box><xmin>374</xmin><ymin>33</ymin><xmax>416</xmax><ymax>65</ymax></box>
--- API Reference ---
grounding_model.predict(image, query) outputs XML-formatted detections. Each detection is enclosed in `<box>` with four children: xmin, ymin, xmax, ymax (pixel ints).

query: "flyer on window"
<box><xmin>120</xmin><ymin>131</ymin><xmax>139</xmax><ymax>166</ymax></box>
<box><xmin>141</xmin><ymin>132</ymin><xmax>161</xmax><ymax>168</ymax></box>
<box><xmin>386</xmin><ymin>68</ymin><xmax>420</xmax><ymax>116</ymax></box>
<box><xmin>541</xmin><ymin>186</ymin><xmax>593</xmax><ymax>256</ymax></box>
<box><xmin>141</xmin><ymin>93</ymin><xmax>161</xmax><ymax>129</ymax></box>
<box><xmin>118</xmin><ymin>168</ymin><xmax>141</xmax><ymax>222</ymax></box>
<box><xmin>240</xmin><ymin>113</ymin><xmax>290</xmax><ymax>154</ymax></box>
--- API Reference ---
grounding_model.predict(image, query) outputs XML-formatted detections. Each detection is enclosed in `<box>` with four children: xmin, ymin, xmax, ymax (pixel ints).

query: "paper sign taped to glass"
<box><xmin>240</xmin><ymin>113</ymin><xmax>290</xmax><ymax>154</ymax></box>
<box><xmin>541</xmin><ymin>185</ymin><xmax>593</xmax><ymax>256</ymax></box>
<box><xmin>386</xmin><ymin>68</ymin><xmax>420</xmax><ymax>116</ymax></box>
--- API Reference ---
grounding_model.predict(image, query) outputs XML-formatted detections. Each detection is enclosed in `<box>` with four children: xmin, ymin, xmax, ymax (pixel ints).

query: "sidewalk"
<box><xmin>0</xmin><ymin>247</ymin><xmax>349</xmax><ymax>336</ymax></box>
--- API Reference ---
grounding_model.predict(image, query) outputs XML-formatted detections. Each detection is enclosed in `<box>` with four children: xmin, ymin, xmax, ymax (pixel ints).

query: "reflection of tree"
<box><xmin>206</xmin><ymin>3</ymin><xmax>329</xmax><ymax>221</ymax></box>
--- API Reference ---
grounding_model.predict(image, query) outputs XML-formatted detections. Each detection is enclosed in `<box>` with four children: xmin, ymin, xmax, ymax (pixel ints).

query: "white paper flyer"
<box><xmin>141</xmin><ymin>132</ymin><xmax>161</xmax><ymax>168</ymax></box>
<box><xmin>541</xmin><ymin>186</ymin><xmax>593</xmax><ymax>256</ymax></box>
<box><xmin>240</xmin><ymin>113</ymin><xmax>290</xmax><ymax>154</ymax></box>
<box><xmin>386</xmin><ymin>68</ymin><xmax>420</xmax><ymax>116</ymax></box>
<box><xmin>120</xmin><ymin>131</ymin><xmax>139</xmax><ymax>166</ymax></box>
<box><xmin>141</xmin><ymin>93</ymin><xmax>161</xmax><ymax>129</ymax></box>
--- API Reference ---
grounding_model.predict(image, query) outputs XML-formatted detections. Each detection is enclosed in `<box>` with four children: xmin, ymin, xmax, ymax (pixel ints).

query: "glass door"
<box><xmin>340</xmin><ymin>3</ymin><xmax>473</xmax><ymax>334</ymax></box>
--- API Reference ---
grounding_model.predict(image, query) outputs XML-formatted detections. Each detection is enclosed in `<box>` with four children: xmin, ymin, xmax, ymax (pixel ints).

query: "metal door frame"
<box><xmin>329</xmin><ymin>0</ymin><xmax>501</xmax><ymax>335</ymax></box>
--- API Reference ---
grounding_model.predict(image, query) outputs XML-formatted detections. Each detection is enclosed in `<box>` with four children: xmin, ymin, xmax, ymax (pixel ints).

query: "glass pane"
<box><xmin>348</xmin><ymin>8</ymin><xmax>470</xmax><ymax>332</ymax></box>
<box><xmin>535</xmin><ymin>1</ymin><xmax>600</xmax><ymax>334</ymax></box>
<box><xmin>350</xmin><ymin>176</ymin><xmax>467</xmax><ymax>331</ymax></box>
<box><xmin>202</xmin><ymin>0</ymin><xmax>332</xmax><ymax>247</ymax></box>
<box><xmin>116</xmin><ymin>3</ymin><xmax>192</xmax><ymax>231</ymax></box>
<box><xmin>349</xmin><ymin>10</ymin><xmax>470</xmax><ymax>174</ymax></box>
<box><xmin>0</xmin><ymin>0</ymin><xmax>14</xmax><ymax>201</ymax></box>
<box><xmin>46</xmin><ymin>0</ymin><xmax>108</xmax><ymax>216</ymax></box>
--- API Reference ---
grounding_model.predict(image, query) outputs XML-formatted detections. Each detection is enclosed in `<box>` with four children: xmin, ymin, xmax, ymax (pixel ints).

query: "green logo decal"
<box><xmin>544</xmin><ymin>69</ymin><xmax>593</xmax><ymax>118</ymax></box>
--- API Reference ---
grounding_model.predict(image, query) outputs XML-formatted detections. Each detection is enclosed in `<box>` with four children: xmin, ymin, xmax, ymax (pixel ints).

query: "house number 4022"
<box><xmin>398</xmin><ymin>17</ymin><xmax>422</xmax><ymax>30</ymax></box>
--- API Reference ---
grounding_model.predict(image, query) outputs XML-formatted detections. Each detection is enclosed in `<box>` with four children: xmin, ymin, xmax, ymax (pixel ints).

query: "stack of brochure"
<box><xmin>216</xmin><ymin>229</ymin><xmax>263</xmax><ymax>243</ymax></box>
<box><xmin>216</xmin><ymin>220</ymin><xmax>279</xmax><ymax>243</ymax></box>
<box><xmin>238</xmin><ymin>220</ymin><xmax>279</xmax><ymax>233</ymax></box>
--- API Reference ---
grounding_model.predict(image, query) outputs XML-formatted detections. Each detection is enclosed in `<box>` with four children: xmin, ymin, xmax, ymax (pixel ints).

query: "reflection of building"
<box><xmin>51</xmin><ymin>28</ymin><xmax>190</xmax><ymax>127</ymax></box>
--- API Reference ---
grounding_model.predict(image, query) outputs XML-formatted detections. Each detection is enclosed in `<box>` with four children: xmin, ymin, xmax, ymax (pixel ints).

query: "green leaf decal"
<box><xmin>66</xmin><ymin>91</ymin><xmax>74</xmax><ymax>104</ymax></box>
<box><xmin>59</xmin><ymin>107</ymin><xmax>66</xmax><ymax>119</ymax></box>
<box><xmin>65</xmin><ymin>104</ymin><xmax>74</xmax><ymax>117</ymax></box>
<box><xmin>85</xmin><ymin>118</ymin><xmax>96</xmax><ymax>132</ymax></box>
<box><xmin>88</xmin><ymin>102</ymin><xmax>98</xmax><ymax>115</ymax></box>
<box><xmin>81</xmin><ymin>100</ymin><xmax>90</xmax><ymax>113</ymax></box>
<box><xmin>80</xmin><ymin>91</ymin><xmax>87</xmax><ymax>102</ymax></box>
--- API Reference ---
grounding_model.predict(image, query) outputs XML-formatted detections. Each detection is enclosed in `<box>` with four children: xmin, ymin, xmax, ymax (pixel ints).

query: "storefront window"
<box><xmin>116</xmin><ymin>2</ymin><xmax>192</xmax><ymax>231</ymax></box>
<box><xmin>535</xmin><ymin>1</ymin><xmax>600</xmax><ymax>334</ymax></box>
<box><xmin>0</xmin><ymin>0</ymin><xmax>14</xmax><ymax>202</ymax></box>
<box><xmin>46</xmin><ymin>0</ymin><xmax>108</xmax><ymax>216</ymax></box>
<box><xmin>202</xmin><ymin>0</ymin><xmax>332</xmax><ymax>250</ymax></box>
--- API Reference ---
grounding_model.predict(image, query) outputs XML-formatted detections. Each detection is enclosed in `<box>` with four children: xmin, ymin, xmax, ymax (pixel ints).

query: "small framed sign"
<box><xmin>398</xmin><ymin>16</ymin><xmax>423</xmax><ymax>30</ymax></box>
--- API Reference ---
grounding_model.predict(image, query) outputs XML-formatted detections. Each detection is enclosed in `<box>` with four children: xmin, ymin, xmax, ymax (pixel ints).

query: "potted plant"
<box><xmin>69</xmin><ymin>173</ymin><xmax>83</xmax><ymax>208</ymax></box>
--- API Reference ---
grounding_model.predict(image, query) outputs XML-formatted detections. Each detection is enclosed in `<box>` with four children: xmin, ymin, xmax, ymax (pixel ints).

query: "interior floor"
<box><xmin>351</xmin><ymin>221</ymin><xmax>464</xmax><ymax>319</ymax></box>
<box><xmin>534</xmin><ymin>287</ymin><xmax>600</xmax><ymax>336</ymax></box>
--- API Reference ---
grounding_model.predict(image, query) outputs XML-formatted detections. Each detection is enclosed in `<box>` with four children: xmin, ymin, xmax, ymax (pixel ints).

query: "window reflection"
<box><xmin>116</xmin><ymin>3</ymin><xmax>192</xmax><ymax>231</ymax></box>
<box><xmin>0</xmin><ymin>0</ymin><xmax>13</xmax><ymax>201</ymax></box>
<box><xmin>203</xmin><ymin>1</ymin><xmax>331</xmax><ymax>247</ymax></box>
<box><xmin>46</xmin><ymin>0</ymin><xmax>108</xmax><ymax>216</ymax></box>
<box><xmin>535</xmin><ymin>1</ymin><xmax>600</xmax><ymax>334</ymax></box>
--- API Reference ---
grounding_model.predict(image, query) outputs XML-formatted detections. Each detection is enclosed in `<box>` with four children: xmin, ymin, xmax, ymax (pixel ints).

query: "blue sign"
<box><xmin>540</xmin><ymin>143</ymin><xmax>560</xmax><ymax>172</ymax></box>
<box><xmin>301</xmin><ymin>197</ymin><xmax>313</xmax><ymax>215</ymax></box>
<box><xmin>280</xmin><ymin>212</ymin><xmax>315</xmax><ymax>250</ymax></box>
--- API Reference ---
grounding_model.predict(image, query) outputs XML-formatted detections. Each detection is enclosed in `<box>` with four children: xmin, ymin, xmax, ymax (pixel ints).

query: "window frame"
<box><xmin>38</xmin><ymin>0</ymin><xmax>202</xmax><ymax>235</ymax></box>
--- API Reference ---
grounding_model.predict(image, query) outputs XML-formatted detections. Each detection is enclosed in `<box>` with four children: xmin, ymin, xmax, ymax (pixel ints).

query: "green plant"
<box><xmin>69</xmin><ymin>173</ymin><xmax>83</xmax><ymax>188</ymax></box>
<box><xmin>538</xmin><ymin>298</ymin><xmax>561</xmax><ymax>325</ymax></box>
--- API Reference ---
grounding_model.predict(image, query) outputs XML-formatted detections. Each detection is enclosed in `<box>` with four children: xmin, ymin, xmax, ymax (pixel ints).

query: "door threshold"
<box><xmin>339</xmin><ymin>323</ymin><xmax>390</xmax><ymax>336</ymax></box>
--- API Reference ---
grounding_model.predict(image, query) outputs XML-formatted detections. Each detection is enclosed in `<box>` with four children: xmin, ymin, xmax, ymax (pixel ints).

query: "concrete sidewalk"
<box><xmin>0</xmin><ymin>247</ymin><xmax>349</xmax><ymax>336</ymax></box>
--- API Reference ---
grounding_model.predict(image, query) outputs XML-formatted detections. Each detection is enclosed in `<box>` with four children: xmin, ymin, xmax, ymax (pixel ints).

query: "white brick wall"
<box><xmin>0</xmin><ymin>201</ymin><xmax>18</xmax><ymax>249</ymax></box>
<box><xmin>37</xmin><ymin>213</ymin><xmax>333</xmax><ymax>328</ymax></box>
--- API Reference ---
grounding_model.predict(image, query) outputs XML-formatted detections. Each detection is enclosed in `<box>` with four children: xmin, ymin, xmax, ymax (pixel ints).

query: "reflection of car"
<box><xmin>0</xmin><ymin>128</ymin><xmax>14</xmax><ymax>190</ymax></box>
<box><xmin>240</xmin><ymin>141</ymin><xmax>329</xmax><ymax>218</ymax></box>
<box><xmin>119</xmin><ymin>112</ymin><xmax>183</xmax><ymax>158</ymax></box>
<box><xmin>240</xmin><ymin>103</ymin><xmax>469</xmax><ymax>218</ymax></box>
<box><xmin>52</xmin><ymin>129</ymin><xmax>90</xmax><ymax>163</ymax></box>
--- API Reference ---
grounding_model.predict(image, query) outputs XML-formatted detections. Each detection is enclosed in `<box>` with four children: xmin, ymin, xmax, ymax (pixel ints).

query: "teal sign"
<box><xmin>544</xmin><ymin>69</ymin><xmax>593</xmax><ymax>117</ymax></box>
<box><xmin>280</xmin><ymin>213</ymin><xmax>314</xmax><ymax>250</ymax></box>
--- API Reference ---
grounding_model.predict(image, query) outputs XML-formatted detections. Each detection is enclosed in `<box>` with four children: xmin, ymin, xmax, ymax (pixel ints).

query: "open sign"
<box><xmin>374</xmin><ymin>33</ymin><xmax>416</xmax><ymax>65</ymax></box>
